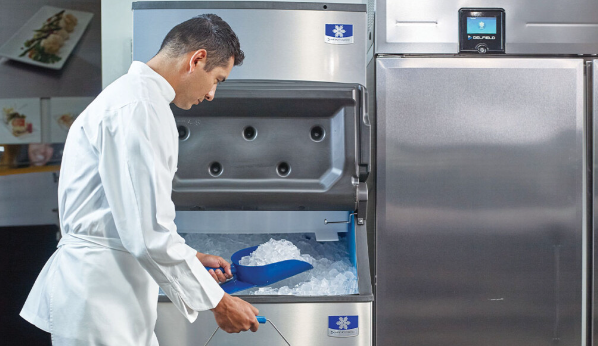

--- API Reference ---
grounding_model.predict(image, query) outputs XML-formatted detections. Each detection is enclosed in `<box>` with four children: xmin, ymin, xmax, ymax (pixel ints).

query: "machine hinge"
<box><xmin>356</xmin><ymin>182</ymin><xmax>368</xmax><ymax>225</ymax></box>
<box><xmin>323</xmin><ymin>182</ymin><xmax>368</xmax><ymax>225</ymax></box>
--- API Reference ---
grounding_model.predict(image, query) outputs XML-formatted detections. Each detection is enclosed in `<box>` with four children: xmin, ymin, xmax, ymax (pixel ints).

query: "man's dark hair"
<box><xmin>158</xmin><ymin>14</ymin><xmax>244</xmax><ymax>71</ymax></box>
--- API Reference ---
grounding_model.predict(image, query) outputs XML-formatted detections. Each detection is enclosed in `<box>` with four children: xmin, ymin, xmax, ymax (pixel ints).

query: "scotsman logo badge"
<box><xmin>325</xmin><ymin>24</ymin><xmax>354</xmax><ymax>44</ymax></box>
<box><xmin>328</xmin><ymin>315</ymin><xmax>359</xmax><ymax>337</ymax></box>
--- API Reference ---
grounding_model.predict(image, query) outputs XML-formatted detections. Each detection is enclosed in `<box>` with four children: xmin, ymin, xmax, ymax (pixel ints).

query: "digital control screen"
<box><xmin>466</xmin><ymin>17</ymin><xmax>497</xmax><ymax>34</ymax></box>
<box><xmin>459</xmin><ymin>9</ymin><xmax>504</xmax><ymax>53</ymax></box>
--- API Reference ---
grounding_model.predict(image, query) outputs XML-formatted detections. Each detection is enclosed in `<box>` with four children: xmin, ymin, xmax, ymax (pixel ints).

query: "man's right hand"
<box><xmin>211</xmin><ymin>293</ymin><xmax>260</xmax><ymax>333</ymax></box>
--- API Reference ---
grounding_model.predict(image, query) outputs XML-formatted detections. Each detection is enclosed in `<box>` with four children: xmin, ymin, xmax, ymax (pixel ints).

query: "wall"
<box><xmin>0</xmin><ymin>0</ymin><xmax>101</xmax><ymax>226</ymax></box>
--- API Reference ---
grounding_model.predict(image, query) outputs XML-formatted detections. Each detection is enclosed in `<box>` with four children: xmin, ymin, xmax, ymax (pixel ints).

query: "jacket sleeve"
<box><xmin>94</xmin><ymin>101</ymin><xmax>223</xmax><ymax>322</ymax></box>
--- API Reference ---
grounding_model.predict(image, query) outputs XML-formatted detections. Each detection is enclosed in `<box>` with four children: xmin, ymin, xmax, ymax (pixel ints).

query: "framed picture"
<box><xmin>0</xmin><ymin>6</ymin><xmax>94</xmax><ymax>70</ymax></box>
<box><xmin>50</xmin><ymin>96</ymin><xmax>93</xmax><ymax>142</ymax></box>
<box><xmin>0</xmin><ymin>98</ymin><xmax>41</xmax><ymax>144</ymax></box>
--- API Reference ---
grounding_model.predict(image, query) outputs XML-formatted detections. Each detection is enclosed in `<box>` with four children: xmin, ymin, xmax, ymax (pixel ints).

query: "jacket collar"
<box><xmin>128</xmin><ymin>61</ymin><xmax>176</xmax><ymax>103</ymax></box>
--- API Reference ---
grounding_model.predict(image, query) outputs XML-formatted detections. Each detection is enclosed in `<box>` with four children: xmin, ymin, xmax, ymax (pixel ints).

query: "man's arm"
<box><xmin>95</xmin><ymin>101</ymin><xmax>224</xmax><ymax>321</ymax></box>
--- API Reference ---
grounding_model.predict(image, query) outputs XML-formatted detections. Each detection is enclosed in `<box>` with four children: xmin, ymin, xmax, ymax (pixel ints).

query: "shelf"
<box><xmin>0</xmin><ymin>165</ymin><xmax>60</xmax><ymax>176</ymax></box>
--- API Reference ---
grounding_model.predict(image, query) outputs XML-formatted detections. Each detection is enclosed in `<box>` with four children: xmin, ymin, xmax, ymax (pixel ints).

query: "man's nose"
<box><xmin>205</xmin><ymin>85</ymin><xmax>217</xmax><ymax>101</ymax></box>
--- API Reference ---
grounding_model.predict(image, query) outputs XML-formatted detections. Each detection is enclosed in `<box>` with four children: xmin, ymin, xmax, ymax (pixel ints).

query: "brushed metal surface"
<box><xmin>376</xmin><ymin>0</ymin><xmax>598</xmax><ymax>54</ymax></box>
<box><xmin>155</xmin><ymin>301</ymin><xmax>372</xmax><ymax>345</ymax></box>
<box><xmin>364</xmin><ymin>56</ymin><xmax>377</xmax><ymax>345</ymax></box>
<box><xmin>376</xmin><ymin>57</ymin><xmax>585</xmax><ymax>345</ymax></box>
<box><xmin>593</xmin><ymin>59</ymin><xmax>598</xmax><ymax>346</ymax></box>
<box><xmin>133</xmin><ymin>5</ymin><xmax>366</xmax><ymax>85</ymax></box>
<box><xmin>175</xmin><ymin>211</ymin><xmax>349</xmax><ymax>235</ymax></box>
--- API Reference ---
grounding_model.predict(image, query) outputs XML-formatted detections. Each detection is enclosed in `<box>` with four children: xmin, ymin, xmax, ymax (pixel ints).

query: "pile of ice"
<box><xmin>183</xmin><ymin>233</ymin><xmax>358</xmax><ymax>296</ymax></box>
<box><xmin>252</xmin><ymin>256</ymin><xmax>357</xmax><ymax>296</ymax></box>
<box><xmin>239</xmin><ymin>238</ymin><xmax>314</xmax><ymax>266</ymax></box>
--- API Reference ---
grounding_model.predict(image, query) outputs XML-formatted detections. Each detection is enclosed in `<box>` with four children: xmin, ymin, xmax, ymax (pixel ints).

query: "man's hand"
<box><xmin>211</xmin><ymin>293</ymin><xmax>260</xmax><ymax>333</ymax></box>
<box><xmin>196</xmin><ymin>252</ymin><xmax>233</xmax><ymax>283</ymax></box>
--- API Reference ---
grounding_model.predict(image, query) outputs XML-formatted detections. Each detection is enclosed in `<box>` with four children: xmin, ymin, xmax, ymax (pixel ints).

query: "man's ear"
<box><xmin>188</xmin><ymin>49</ymin><xmax>207</xmax><ymax>73</ymax></box>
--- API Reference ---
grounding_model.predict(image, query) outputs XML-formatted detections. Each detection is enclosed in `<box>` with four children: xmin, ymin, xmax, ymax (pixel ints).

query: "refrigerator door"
<box><xmin>376</xmin><ymin>57</ymin><xmax>585</xmax><ymax>345</ymax></box>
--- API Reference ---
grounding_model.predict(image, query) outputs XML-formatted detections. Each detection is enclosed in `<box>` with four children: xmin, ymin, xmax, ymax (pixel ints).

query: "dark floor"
<box><xmin>0</xmin><ymin>225</ymin><xmax>57</xmax><ymax>346</ymax></box>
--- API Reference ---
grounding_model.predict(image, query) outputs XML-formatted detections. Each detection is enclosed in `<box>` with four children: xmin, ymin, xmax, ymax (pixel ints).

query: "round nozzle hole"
<box><xmin>310</xmin><ymin>126</ymin><xmax>326</xmax><ymax>142</ymax></box>
<box><xmin>243</xmin><ymin>126</ymin><xmax>257</xmax><ymax>141</ymax></box>
<box><xmin>208</xmin><ymin>162</ymin><xmax>223</xmax><ymax>177</ymax></box>
<box><xmin>276</xmin><ymin>162</ymin><xmax>291</xmax><ymax>177</ymax></box>
<box><xmin>177</xmin><ymin>125</ymin><xmax>189</xmax><ymax>140</ymax></box>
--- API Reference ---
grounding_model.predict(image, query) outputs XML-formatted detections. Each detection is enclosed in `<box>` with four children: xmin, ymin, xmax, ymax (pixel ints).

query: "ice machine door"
<box><xmin>172</xmin><ymin>81</ymin><xmax>370</xmax><ymax>211</ymax></box>
<box><xmin>376</xmin><ymin>57</ymin><xmax>585</xmax><ymax>345</ymax></box>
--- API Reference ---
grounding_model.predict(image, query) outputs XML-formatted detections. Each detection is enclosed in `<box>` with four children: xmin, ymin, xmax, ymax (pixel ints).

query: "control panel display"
<box><xmin>466</xmin><ymin>17</ymin><xmax>497</xmax><ymax>34</ymax></box>
<box><xmin>459</xmin><ymin>8</ymin><xmax>505</xmax><ymax>54</ymax></box>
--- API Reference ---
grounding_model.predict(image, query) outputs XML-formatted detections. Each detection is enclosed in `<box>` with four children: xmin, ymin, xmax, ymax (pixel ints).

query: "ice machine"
<box><xmin>132</xmin><ymin>2</ymin><xmax>373</xmax><ymax>345</ymax></box>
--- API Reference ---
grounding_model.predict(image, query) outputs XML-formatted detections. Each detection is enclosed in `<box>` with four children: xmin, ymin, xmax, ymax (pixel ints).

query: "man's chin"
<box><xmin>172</xmin><ymin>102</ymin><xmax>193</xmax><ymax>110</ymax></box>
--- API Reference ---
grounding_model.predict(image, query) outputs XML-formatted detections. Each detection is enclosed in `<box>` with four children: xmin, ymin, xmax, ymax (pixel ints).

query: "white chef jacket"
<box><xmin>20</xmin><ymin>61</ymin><xmax>224</xmax><ymax>345</ymax></box>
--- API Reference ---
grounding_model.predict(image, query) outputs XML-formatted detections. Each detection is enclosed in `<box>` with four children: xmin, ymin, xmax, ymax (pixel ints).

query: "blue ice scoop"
<box><xmin>206</xmin><ymin>245</ymin><xmax>313</xmax><ymax>294</ymax></box>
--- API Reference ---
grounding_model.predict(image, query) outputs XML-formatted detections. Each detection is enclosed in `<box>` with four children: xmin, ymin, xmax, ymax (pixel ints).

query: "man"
<box><xmin>20</xmin><ymin>14</ymin><xmax>259</xmax><ymax>345</ymax></box>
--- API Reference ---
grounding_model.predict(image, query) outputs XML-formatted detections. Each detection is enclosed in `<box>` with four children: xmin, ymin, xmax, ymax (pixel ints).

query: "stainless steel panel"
<box><xmin>376</xmin><ymin>57</ymin><xmax>585</xmax><ymax>345</ymax></box>
<box><xmin>133</xmin><ymin>3</ymin><xmax>367</xmax><ymax>85</ymax></box>
<box><xmin>364</xmin><ymin>56</ymin><xmax>377</xmax><ymax>345</ymax></box>
<box><xmin>155</xmin><ymin>301</ymin><xmax>372</xmax><ymax>345</ymax></box>
<box><xmin>593</xmin><ymin>59</ymin><xmax>598</xmax><ymax>346</ymax></box>
<box><xmin>355</xmin><ymin>222</ymin><xmax>374</xmax><ymax>297</ymax></box>
<box><xmin>175</xmin><ymin>211</ymin><xmax>349</xmax><ymax>234</ymax></box>
<box><xmin>0</xmin><ymin>172</ymin><xmax>58</xmax><ymax>226</ymax></box>
<box><xmin>376</xmin><ymin>0</ymin><xmax>598</xmax><ymax>54</ymax></box>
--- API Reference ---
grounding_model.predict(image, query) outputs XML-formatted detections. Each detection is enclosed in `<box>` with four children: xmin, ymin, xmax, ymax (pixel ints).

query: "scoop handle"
<box><xmin>205</xmin><ymin>266</ymin><xmax>237</xmax><ymax>274</ymax></box>
<box><xmin>204</xmin><ymin>316</ymin><xmax>288</xmax><ymax>346</ymax></box>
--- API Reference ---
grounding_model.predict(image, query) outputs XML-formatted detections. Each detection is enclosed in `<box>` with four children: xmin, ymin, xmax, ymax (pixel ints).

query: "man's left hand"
<box><xmin>196</xmin><ymin>252</ymin><xmax>233</xmax><ymax>283</ymax></box>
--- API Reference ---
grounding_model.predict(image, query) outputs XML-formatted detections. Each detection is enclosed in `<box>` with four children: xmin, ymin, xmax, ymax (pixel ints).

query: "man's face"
<box><xmin>174</xmin><ymin>51</ymin><xmax>234</xmax><ymax>110</ymax></box>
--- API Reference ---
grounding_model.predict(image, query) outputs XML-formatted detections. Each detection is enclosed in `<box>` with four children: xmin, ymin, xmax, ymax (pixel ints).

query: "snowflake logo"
<box><xmin>336</xmin><ymin>316</ymin><xmax>351</xmax><ymax>330</ymax></box>
<box><xmin>333</xmin><ymin>25</ymin><xmax>346</xmax><ymax>38</ymax></box>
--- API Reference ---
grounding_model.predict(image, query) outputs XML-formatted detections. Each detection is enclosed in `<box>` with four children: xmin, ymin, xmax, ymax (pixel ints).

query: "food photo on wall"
<box><xmin>0</xmin><ymin>98</ymin><xmax>41</xmax><ymax>144</ymax></box>
<box><xmin>0</xmin><ymin>6</ymin><xmax>93</xmax><ymax>70</ymax></box>
<box><xmin>50</xmin><ymin>96</ymin><xmax>93</xmax><ymax>142</ymax></box>
<box><xmin>0</xmin><ymin>0</ymin><xmax>101</xmax><ymax>99</ymax></box>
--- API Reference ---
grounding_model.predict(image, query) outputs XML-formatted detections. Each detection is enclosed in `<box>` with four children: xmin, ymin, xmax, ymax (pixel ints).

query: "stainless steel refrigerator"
<box><xmin>373</xmin><ymin>0</ymin><xmax>598</xmax><ymax>345</ymax></box>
